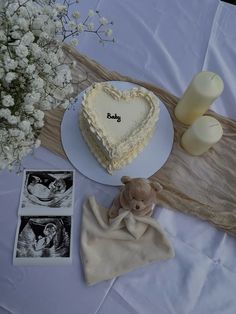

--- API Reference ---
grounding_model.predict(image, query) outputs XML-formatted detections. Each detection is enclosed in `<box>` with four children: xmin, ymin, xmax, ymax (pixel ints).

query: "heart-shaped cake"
<box><xmin>79</xmin><ymin>83</ymin><xmax>160</xmax><ymax>173</ymax></box>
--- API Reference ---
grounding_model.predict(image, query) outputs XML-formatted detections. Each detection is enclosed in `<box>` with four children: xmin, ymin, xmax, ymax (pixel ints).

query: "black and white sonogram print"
<box><xmin>16</xmin><ymin>216</ymin><xmax>71</xmax><ymax>258</ymax></box>
<box><xmin>21</xmin><ymin>170</ymin><xmax>74</xmax><ymax>209</ymax></box>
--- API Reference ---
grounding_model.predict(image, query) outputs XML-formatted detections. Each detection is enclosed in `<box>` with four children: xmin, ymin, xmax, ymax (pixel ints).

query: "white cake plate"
<box><xmin>61</xmin><ymin>81</ymin><xmax>174</xmax><ymax>186</ymax></box>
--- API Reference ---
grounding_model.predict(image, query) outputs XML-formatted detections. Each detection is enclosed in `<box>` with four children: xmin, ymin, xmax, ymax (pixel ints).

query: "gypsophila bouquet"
<box><xmin>0</xmin><ymin>0</ymin><xmax>114</xmax><ymax>171</ymax></box>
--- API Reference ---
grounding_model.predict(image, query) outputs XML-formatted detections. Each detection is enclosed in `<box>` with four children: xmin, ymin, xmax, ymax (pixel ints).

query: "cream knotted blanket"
<box><xmin>80</xmin><ymin>197</ymin><xmax>174</xmax><ymax>285</ymax></box>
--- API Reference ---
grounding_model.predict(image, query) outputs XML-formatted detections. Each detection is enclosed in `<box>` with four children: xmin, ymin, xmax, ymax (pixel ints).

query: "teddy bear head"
<box><xmin>119</xmin><ymin>176</ymin><xmax>163</xmax><ymax>216</ymax></box>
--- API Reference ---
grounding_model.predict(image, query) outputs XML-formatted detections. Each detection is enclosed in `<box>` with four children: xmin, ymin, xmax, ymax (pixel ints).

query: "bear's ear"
<box><xmin>121</xmin><ymin>176</ymin><xmax>131</xmax><ymax>184</ymax></box>
<box><xmin>150</xmin><ymin>181</ymin><xmax>163</xmax><ymax>193</ymax></box>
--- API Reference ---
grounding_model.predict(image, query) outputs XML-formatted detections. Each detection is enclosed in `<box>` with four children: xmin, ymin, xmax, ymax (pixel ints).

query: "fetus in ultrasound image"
<box><xmin>21</xmin><ymin>170</ymin><xmax>74</xmax><ymax>209</ymax></box>
<box><xmin>16</xmin><ymin>216</ymin><xmax>71</xmax><ymax>258</ymax></box>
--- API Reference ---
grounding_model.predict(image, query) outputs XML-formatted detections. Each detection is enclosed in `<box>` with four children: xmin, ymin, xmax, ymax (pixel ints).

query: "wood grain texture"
<box><xmin>40</xmin><ymin>44</ymin><xmax>236</xmax><ymax>236</ymax></box>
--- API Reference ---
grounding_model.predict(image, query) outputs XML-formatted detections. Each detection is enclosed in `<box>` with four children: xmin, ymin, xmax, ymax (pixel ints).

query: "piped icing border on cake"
<box><xmin>79</xmin><ymin>113</ymin><xmax>156</xmax><ymax>173</ymax></box>
<box><xmin>81</xmin><ymin>82</ymin><xmax>160</xmax><ymax>160</ymax></box>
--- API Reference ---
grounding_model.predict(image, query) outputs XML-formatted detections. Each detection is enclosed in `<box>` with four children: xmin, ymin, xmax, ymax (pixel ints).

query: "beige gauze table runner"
<box><xmin>40</xmin><ymin>45</ymin><xmax>236</xmax><ymax>237</ymax></box>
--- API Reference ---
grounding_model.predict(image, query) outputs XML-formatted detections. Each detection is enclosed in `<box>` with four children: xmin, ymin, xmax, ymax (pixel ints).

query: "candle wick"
<box><xmin>209</xmin><ymin>123</ymin><xmax>219</xmax><ymax>127</ymax></box>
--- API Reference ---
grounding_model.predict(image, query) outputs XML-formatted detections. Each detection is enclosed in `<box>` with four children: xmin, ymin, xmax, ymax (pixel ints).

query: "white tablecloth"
<box><xmin>1</xmin><ymin>1</ymin><xmax>236</xmax><ymax>313</ymax></box>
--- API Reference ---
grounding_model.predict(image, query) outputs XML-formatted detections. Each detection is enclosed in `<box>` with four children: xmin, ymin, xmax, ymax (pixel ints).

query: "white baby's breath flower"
<box><xmin>52</xmin><ymin>86</ymin><xmax>66</xmax><ymax>101</ymax></box>
<box><xmin>42</xmin><ymin>20</ymin><xmax>56</xmax><ymax>36</ymax></box>
<box><xmin>29</xmin><ymin>117</ymin><xmax>35</xmax><ymax>124</ymax></box>
<box><xmin>61</xmin><ymin>99</ymin><xmax>70</xmax><ymax>109</ymax></box>
<box><xmin>46</xmin><ymin>95</ymin><xmax>55</xmax><ymax>104</ymax></box>
<box><xmin>43</xmin><ymin>64</ymin><xmax>52</xmax><ymax>74</ymax></box>
<box><xmin>55</xmin><ymin>48</ymin><xmax>64</xmax><ymax>61</ymax></box>
<box><xmin>5</xmin><ymin>72</ymin><xmax>17</xmax><ymax>83</ymax></box>
<box><xmin>68</xmin><ymin>21</ymin><xmax>77</xmax><ymax>30</ymax></box>
<box><xmin>105</xmin><ymin>28</ymin><xmax>113</xmax><ymax>37</ymax></box>
<box><xmin>15</xmin><ymin>45</ymin><xmax>29</xmax><ymax>58</ymax></box>
<box><xmin>42</xmin><ymin>5</ymin><xmax>52</xmax><ymax>16</ymax></box>
<box><xmin>55</xmin><ymin>20</ymin><xmax>63</xmax><ymax>32</ymax></box>
<box><xmin>17</xmin><ymin>130</ymin><xmax>25</xmax><ymax>141</ymax></box>
<box><xmin>19</xmin><ymin>120</ymin><xmax>31</xmax><ymax>133</ymax></box>
<box><xmin>0</xmin><ymin>162</ymin><xmax>6</xmax><ymax>171</ymax></box>
<box><xmin>32</xmin><ymin>77</ymin><xmax>44</xmax><ymax>90</ymax></box>
<box><xmin>19</xmin><ymin>0</ymin><xmax>28</xmax><ymax>6</ymax></box>
<box><xmin>42</xmin><ymin>1</ymin><xmax>55</xmax><ymax>18</ymax></box>
<box><xmin>12</xmin><ymin>25</ymin><xmax>20</xmax><ymax>31</ymax></box>
<box><xmin>72</xmin><ymin>60</ymin><xmax>77</xmax><ymax>69</ymax></box>
<box><xmin>34</xmin><ymin>120</ymin><xmax>44</xmax><ymax>129</ymax></box>
<box><xmin>0</xmin><ymin>0</ymin><xmax>113</xmax><ymax>171</ymax></box>
<box><xmin>0</xmin><ymin>31</ymin><xmax>7</xmax><ymax>42</ymax></box>
<box><xmin>0</xmin><ymin>45</ymin><xmax>7</xmax><ymax>52</ymax></box>
<box><xmin>77</xmin><ymin>23</ymin><xmax>85</xmax><ymax>33</ymax></box>
<box><xmin>11</xmin><ymin>31</ymin><xmax>21</xmax><ymax>40</ymax></box>
<box><xmin>17</xmin><ymin>17</ymin><xmax>29</xmax><ymax>31</ymax></box>
<box><xmin>0</xmin><ymin>67</ymin><xmax>5</xmax><ymax>79</ymax></box>
<box><xmin>18</xmin><ymin>58</ymin><xmax>28</xmax><ymax>68</ymax></box>
<box><xmin>24</xmin><ymin>92</ymin><xmax>41</xmax><ymax>105</ymax></box>
<box><xmin>0</xmin><ymin>129</ymin><xmax>8</xmax><ymax>139</ymax></box>
<box><xmin>21</xmin><ymin>32</ymin><xmax>35</xmax><ymax>46</ymax></box>
<box><xmin>6</xmin><ymin>3</ymin><xmax>19</xmax><ymax>16</ymax></box>
<box><xmin>21</xmin><ymin>148</ymin><xmax>33</xmax><ymax>159</ymax></box>
<box><xmin>88</xmin><ymin>9</ymin><xmax>95</xmax><ymax>17</ymax></box>
<box><xmin>87</xmin><ymin>23</ymin><xmax>94</xmax><ymax>31</ymax></box>
<box><xmin>9</xmin><ymin>128</ymin><xmax>21</xmax><ymax>137</ymax></box>
<box><xmin>72</xmin><ymin>11</ymin><xmax>80</xmax><ymax>19</ymax></box>
<box><xmin>2</xmin><ymin>95</ymin><xmax>14</xmax><ymax>107</ymax></box>
<box><xmin>26</xmin><ymin>64</ymin><xmax>36</xmax><ymax>75</ymax></box>
<box><xmin>70</xmin><ymin>38</ymin><xmax>79</xmax><ymax>47</ymax></box>
<box><xmin>64</xmin><ymin>83</ymin><xmax>74</xmax><ymax>95</ymax></box>
<box><xmin>40</xmin><ymin>100</ymin><xmax>51</xmax><ymax>110</ymax></box>
<box><xmin>60</xmin><ymin>66</ymin><xmax>72</xmax><ymax>83</ymax></box>
<box><xmin>99</xmin><ymin>17</ymin><xmax>108</xmax><ymax>25</ymax></box>
<box><xmin>48</xmin><ymin>52</ymin><xmax>60</xmax><ymax>66</ymax></box>
<box><xmin>33</xmin><ymin>109</ymin><xmax>44</xmax><ymax>120</ymax></box>
<box><xmin>32</xmin><ymin>16</ymin><xmax>47</xmax><ymax>34</ymax></box>
<box><xmin>40</xmin><ymin>32</ymin><xmax>50</xmax><ymax>40</ymax></box>
<box><xmin>7</xmin><ymin>115</ymin><xmax>18</xmax><ymax>124</ymax></box>
<box><xmin>55</xmin><ymin>4</ymin><xmax>67</xmax><ymax>14</ymax></box>
<box><xmin>24</xmin><ymin>104</ymin><xmax>35</xmax><ymax>113</ymax></box>
<box><xmin>0</xmin><ymin>108</ymin><xmax>11</xmax><ymax>118</ymax></box>
<box><xmin>18</xmin><ymin>6</ymin><xmax>30</xmax><ymax>19</ymax></box>
<box><xmin>4</xmin><ymin>57</ymin><xmax>18</xmax><ymax>71</ymax></box>
<box><xmin>30</xmin><ymin>43</ymin><xmax>42</xmax><ymax>59</ymax></box>
<box><xmin>35</xmin><ymin>139</ymin><xmax>41</xmax><ymax>148</ymax></box>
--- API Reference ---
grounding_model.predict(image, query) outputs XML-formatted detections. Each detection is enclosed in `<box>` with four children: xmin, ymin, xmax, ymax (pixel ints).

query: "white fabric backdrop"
<box><xmin>1</xmin><ymin>1</ymin><xmax>236</xmax><ymax>313</ymax></box>
<box><xmin>203</xmin><ymin>2</ymin><xmax>236</xmax><ymax>119</ymax></box>
<box><xmin>78</xmin><ymin>0</ymin><xmax>219</xmax><ymax>97</ymax></box>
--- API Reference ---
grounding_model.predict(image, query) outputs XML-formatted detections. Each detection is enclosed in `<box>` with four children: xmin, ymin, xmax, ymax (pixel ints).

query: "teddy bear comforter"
<box><xmin>80</xmin><ymin>196</ymin><xmax>174</xmax><ymax>285</ymax></box>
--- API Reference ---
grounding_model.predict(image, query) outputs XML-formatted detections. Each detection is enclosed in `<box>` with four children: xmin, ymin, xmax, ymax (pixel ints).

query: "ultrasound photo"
<box><xmin>14</xmin><ymin>216</ymin><xmax>72</xmax><ymax>265</ymax></box>
<box><xmin>19</xmin><ymin>170</ymin><xmax>74</xmax><ymax>215</ymax></box>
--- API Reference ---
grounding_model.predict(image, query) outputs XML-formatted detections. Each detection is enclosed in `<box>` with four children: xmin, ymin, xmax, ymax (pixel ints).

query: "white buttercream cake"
<box><xmin>79</xmin><ymin>82</ymin><xmax>160</xmax><ymax>173</ymax></box>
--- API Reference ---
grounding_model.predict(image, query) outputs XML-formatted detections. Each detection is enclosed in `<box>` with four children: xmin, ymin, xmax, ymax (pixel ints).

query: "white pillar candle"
<box><xmin>181</xmin><ymin>116</ymin><xmax>223</xmax><ymax>156</ymax></box>
<box><xmin>175</xmin><ymin>71</ymin><xmax>224</xmax><ymax>125</ymax></box>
